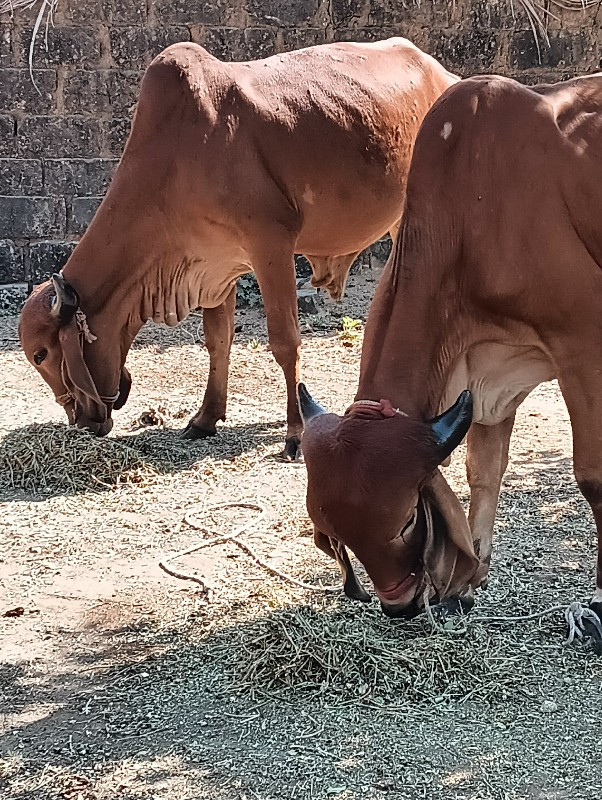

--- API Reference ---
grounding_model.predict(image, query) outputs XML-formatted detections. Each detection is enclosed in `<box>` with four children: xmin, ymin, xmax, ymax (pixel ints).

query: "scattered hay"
<box><xmin>0</xmin><ymin>423</ymin><xmax>161</xmax><ymax>494</ymax></box>
<box><xmin>207</xmin><ymin>600</ymin><xmax>564</xmax><ymax>707</ymax></box>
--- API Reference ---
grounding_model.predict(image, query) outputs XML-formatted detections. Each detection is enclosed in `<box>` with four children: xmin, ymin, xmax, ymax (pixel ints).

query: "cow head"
<box><xmin>18</xmin><ymin>274</ymin><xmax>132</xmax><ymax>436</ymax></box>
<box><xmin>298</xmin><ymin>383</ymin><xmax>479</xmax><ymax>618</ymax></box>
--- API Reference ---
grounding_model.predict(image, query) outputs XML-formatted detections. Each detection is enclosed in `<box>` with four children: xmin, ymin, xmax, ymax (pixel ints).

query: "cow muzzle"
<box><xmin>380</xmin><ymin>597</ymin><xmax>424</xmax><ymax>620</ymax></box>
<box><xmin>75</xmin><ymin>416</ymin><xmax>114</xmax><ymax>436</ymax></box>
<box><xmin>375</xmin><ymin>572</ymin><xmax>430</xmax><ymax>619</ymax></box>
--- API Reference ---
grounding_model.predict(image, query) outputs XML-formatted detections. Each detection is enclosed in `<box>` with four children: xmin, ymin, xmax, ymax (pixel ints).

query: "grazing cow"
<box><xmin>299</xmin><ymin>72</ymin><xmax>602</xmax><ymax>631</ymax></box>
<box><xmin>18</xmin><ymin>38</ymin><xmax>457</xmax><ymax>459</ymax></box>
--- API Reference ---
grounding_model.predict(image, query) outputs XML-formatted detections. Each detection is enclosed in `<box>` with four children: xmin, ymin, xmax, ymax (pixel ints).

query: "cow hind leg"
<box><xmin>551</xmin><ymin>359</ymin><xmax>602</xmax><ymax>644</ymax></box>
<box><xmin>466</xmin><ymin>414</ymin><xmax>516</xmax><ymax>589</ymax></box>
<box><xmin>182</xmin><ymin>285</ymin><xmax>236</xmax><ymax>439</ymax></box>
<box><xmin>570</xmin><ymin>468</ymin><xmax>602</xmax><ymax>643</ymax></box>
<box><xmin>560</xmin><ymin>377</ymin><xmax>602</xmax><ymax>627</ymax></box>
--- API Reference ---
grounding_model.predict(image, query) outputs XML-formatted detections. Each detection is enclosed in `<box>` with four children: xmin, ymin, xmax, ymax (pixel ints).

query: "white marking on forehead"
<box><xmin>591</xmin><ymin>587</ymin><xmax>602</xmax><ymax>604</ymax></box>
<box><xmin>441</xmin><ymin>122</ymin><xmax>452</xmax><ymax>140</ymax></box>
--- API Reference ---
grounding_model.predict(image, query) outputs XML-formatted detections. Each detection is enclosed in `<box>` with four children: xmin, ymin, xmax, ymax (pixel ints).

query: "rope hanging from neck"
<box><xmin>75</xmin><ymin>308</ymin><xmax>97</xmax><ymax>343</ymax></box>
<box><xmin>55</xmin><ymin>308</ymin><xmax>119</xmax><ymax>406</ymax></box>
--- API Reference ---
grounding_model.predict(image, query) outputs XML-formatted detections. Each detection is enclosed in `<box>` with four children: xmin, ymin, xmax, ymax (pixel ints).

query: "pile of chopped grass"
<box><xmin>0</xmin><ymin>423</ymin><xmax>160</xmax><ymax>493</ymax></box>
<box><xmin>203</xmin><ymin>598</ymin><xmax>577</xmax><ymax>707</ymax></box>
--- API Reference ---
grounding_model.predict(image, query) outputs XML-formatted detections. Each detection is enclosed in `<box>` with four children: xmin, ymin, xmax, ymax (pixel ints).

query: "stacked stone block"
<box><xmin>0</xmin><ymin>0</ymin><xmax>600</xmax><ymax>286</ymax></box>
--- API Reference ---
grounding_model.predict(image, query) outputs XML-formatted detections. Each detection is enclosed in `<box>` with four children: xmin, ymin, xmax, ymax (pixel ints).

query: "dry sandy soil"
<box><xmin>1</xmin><ymin>265</ymin><xmax>601</xmax><ymax>800</ymax></box>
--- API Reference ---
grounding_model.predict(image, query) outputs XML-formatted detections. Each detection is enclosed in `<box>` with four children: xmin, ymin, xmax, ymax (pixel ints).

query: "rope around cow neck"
<box><xmin>159</xmin><ymin>501</ymin><xmax>602</xmax><ymax>647</ymax></box>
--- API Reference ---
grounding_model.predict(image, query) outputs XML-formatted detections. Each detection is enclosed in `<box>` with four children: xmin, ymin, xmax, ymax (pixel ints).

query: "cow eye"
<box><xmin>33</xmin><ymin>349</ymin><xmax>48</xmax><ymax>365</ymax></box>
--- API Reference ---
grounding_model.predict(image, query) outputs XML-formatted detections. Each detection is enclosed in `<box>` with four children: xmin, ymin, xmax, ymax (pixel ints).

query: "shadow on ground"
<box><xmin>1</xmin><ymin>444</ymin><xmax>600</xmax><ymax>799</ymax></box>
<box><xmin>1</xmin><ymin>570</ymin><xmax>598</xmax><ymax>800</ymax></box>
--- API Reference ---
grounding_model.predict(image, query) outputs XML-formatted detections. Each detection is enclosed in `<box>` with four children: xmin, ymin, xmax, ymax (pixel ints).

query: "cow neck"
<box><xmin>61</xmin><ymin>198</ymin><xmax>173</xmax><ymax>344</ymax></box>
<box><xmin>356</xmin><ymin>220</ymin><xmax>459</xmax><ymax>421</ymax></box>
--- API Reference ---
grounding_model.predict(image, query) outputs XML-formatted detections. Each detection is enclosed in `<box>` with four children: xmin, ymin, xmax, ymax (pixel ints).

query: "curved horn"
<box><xmin>50</xmin><ymin>273</ymin><xmax>79</xmax><ymax>324</ymax></box>
<box><xmin>428</xmin><ymin>390</ymin><xmax>473</xmax><ymax>460</ymax></box>
<box><xmin>297</xmin><ymin>382</ymin><xmax>328</xmax><ymax>424</ymax></box>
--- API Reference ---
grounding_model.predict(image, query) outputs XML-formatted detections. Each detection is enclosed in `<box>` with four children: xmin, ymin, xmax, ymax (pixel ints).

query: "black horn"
<box><xmin>50</xmin><ymin>273</ymin><xmax>79</xmax><ymax>324</ymax></box>
<box><xmin>297</xmin><ymin>382</ymin><xmax>328</xmax><ymax>423</ymax></box>
<box><xmin>428</xmin><ymin>390</ymin><xmax>473</xmax><ymax>460</ymax></box>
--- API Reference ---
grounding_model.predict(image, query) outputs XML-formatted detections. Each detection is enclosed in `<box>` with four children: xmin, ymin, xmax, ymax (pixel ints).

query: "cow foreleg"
<box><xmin>254</xmin><ymin>253</ymin><xmax>303</xmax><ymax>460</ymax></box>
<box><xmin>466</xmin><ymin>414</ymin><xmax>516</xmax><ymax>589</ymax></box>
<box><xmin>182</xmin><ymin>285</ymin><xmax>236</xmax><ymax>439</ymax></box>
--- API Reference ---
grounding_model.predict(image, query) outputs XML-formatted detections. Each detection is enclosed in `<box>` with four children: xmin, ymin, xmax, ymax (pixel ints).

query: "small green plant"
<box><xmin>339</xmin><ymin>316</ymin><xmax>363</xmax><ymax>346</ymax></box>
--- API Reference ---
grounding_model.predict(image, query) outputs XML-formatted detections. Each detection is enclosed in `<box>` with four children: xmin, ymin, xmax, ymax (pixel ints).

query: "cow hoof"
<box><xmin>279</xmin><ymin>436</ymin><xmax>302</xmax><ymax>462</ymax></box>
<box><xmin>432</xmin><ymin>594</ymin><xmax>475</xmax><ymax>621</ymax></box>
<box><xmin>585</xmin><ymin>602</ymin><xmax>602</xmax><ymax>654</ymax></box>
<box><xmin>181</xmin><ymin>422</ymin><xmax>216</xmax><ymax>440</ymax></box>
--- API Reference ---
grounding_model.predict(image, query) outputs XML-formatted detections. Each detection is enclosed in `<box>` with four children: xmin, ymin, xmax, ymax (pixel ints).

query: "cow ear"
<box><xmin>427</xmin><ymin>390</ymin><xmax>473</xmax><ymax>462</ymax></box>
<box><xmin>297</xmin><ymin>382</ymin><xmax>328</xmax><ymax>424</ymax></box>
<box><xmin>50</xmin><ymin>273</ymin><xmax>79</xmax><ymax>324</ymax></box>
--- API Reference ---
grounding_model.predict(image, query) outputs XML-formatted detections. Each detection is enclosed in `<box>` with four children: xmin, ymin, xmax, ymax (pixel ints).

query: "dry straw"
<box><xmin>0</xmin><ymin>422</ymin><xmax>160</xmax><ymax>493</ymax></box>
<box><xmin>202</xmin><ymin>596</ymin><xmax>579</xmax><ymax>707</ymax></box>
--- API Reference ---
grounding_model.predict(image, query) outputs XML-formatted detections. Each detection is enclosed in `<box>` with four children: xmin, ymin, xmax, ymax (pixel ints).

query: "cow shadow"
<box><xmin>0</xmin><ymin>419</ymin><xmax>285</xmax><ymax>503</ymax></box>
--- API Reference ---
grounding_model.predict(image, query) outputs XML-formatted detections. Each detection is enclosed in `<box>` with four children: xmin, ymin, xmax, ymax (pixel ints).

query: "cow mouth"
<box><xmin>376</xmin><ymin>573</ymin><xmax>421</xmax><ymax>606</ymax></box>
<box><xmin>75</xmin><ymin>417</ymin><xmax>114</xmax><ymax>436</ymax></box>
<box><xmin>377</xmin><ymin>493</ymin><xmax>447</xmax><ymax>617</ymax></box>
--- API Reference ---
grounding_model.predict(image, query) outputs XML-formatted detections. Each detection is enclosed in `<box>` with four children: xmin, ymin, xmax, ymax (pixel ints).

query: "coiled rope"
<box><xmin>159</xmin><ymin>501</ymin><xmax>339</xmax><ymax>595</ymax></box>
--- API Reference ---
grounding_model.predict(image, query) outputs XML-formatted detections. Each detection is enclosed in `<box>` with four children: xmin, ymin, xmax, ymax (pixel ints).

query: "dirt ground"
<box><xmin>1</xmin><ymin>265</ymin><xmax>601</xmax><ymax>800</ymax></box>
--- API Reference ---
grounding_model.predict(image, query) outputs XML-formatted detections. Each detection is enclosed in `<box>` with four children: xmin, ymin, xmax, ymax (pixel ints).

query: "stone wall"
<box><xmin>0</xmin><ymin>0</ymin><xmax>600</xmax><ymax>287</ymax></box>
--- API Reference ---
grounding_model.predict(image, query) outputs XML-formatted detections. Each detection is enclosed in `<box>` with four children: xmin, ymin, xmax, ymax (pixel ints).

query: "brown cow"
<box><xmin>299</xmin><ymin>72</ymin><xmax>602</xmax><ymax>636</ymax></box>
<box><xmin>18</xmin><ymin>38</ymin><xmax>457</xmax><ymax>458</ymax></box>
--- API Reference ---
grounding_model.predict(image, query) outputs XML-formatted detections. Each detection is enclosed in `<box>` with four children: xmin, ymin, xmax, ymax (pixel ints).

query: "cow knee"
<box><xmin>270</xmin><ymin>339</ymin><xmax>300</xmax><ymax>369</ymax></box>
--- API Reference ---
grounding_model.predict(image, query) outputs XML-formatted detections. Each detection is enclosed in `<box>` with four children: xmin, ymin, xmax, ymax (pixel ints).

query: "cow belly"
<box><xmin>442</xmin><ymin>343</ymin><xmax>555</xmax><ymax>426</ymax></box>
<box><xmin>143</xmin><ymin>246</ymin><xmax>252</xmax><ymax>325</ymax></box>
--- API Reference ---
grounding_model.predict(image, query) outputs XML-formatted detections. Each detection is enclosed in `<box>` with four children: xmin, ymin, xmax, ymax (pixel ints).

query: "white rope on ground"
<box><xmin>563</xmin><ymin>601</ymin><xmax>602</xmax><ymax>644</ymax></box>
<box><xmin>158</xmin><ymin>501</ymin><xmax>340</xmax><ymax>596</ymax></box>
<box><xmin>160</xmin><ymin>503</ymin><xmax>602</xmax><ymax>647</ymax></box>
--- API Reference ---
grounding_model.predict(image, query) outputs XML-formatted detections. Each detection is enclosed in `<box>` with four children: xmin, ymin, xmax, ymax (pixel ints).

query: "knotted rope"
<box><xmin>75</xmin><ymin>309</ymin><xmax>97</xmax><ymax>343</ymax></box>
